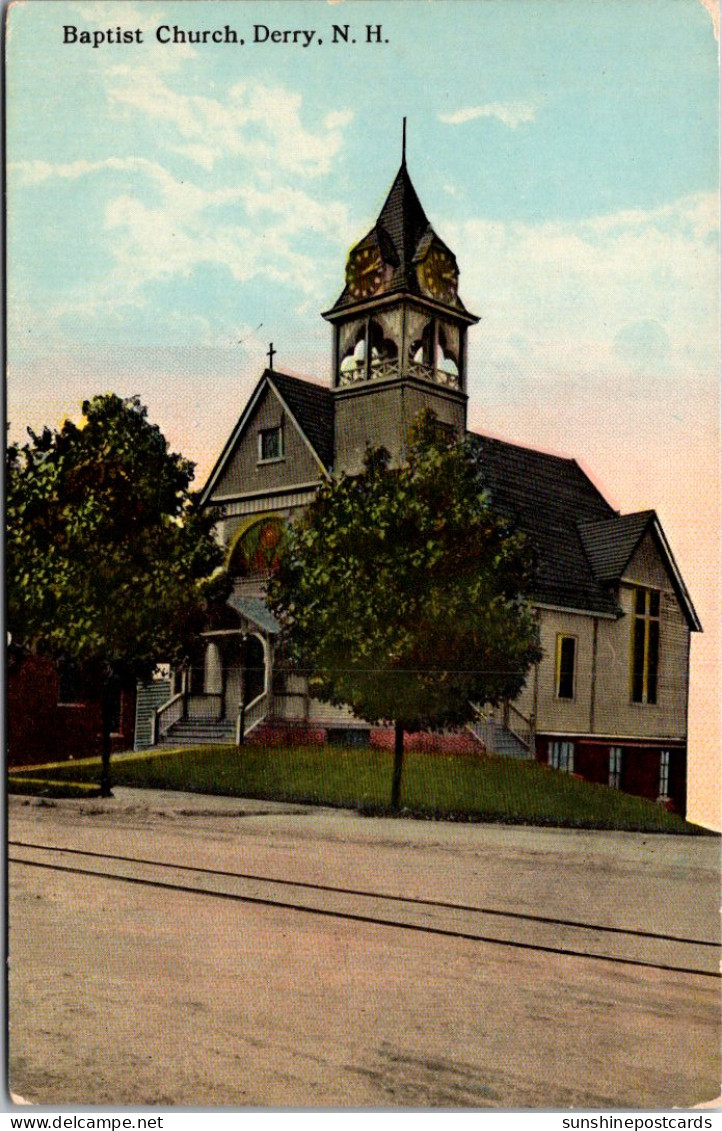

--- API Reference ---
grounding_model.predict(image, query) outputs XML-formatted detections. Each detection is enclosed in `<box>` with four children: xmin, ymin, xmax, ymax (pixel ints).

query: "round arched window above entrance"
<box><xmin>227</xmin><ymin>516</ymin><xmax>287</xmax><ymax>578</ymax></box>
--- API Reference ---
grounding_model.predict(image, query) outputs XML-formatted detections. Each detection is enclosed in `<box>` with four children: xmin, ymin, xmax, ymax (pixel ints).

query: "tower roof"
<box><xmin>326</xmin><ymin>159</ymin><xmax>473</xmax><ymax>317</ymax></box>
<box><xmin>375</xmin><ymin>160</ymin><xmax>433</xmax><ymax>277</ymax></box>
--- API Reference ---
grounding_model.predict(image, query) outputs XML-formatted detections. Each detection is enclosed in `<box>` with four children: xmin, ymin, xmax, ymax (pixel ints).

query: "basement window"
<box><xmin>659</xmin><ymin>750</ymin><xmax>670</xmax><ymax>798</ymax></box>
<box><xmin>548</xmin><ymin>741</ymin><xmax>575</xmax><ymax>773</ymax></box>
<box><xmin>608</xmin><ymin>746</ymin><xmax>622</xmax><ymax>789</ymax></box>
<box><xmin>258</xmin><ymin>425</ymin><xmax>283</xmax><ymax>463</ymax></box>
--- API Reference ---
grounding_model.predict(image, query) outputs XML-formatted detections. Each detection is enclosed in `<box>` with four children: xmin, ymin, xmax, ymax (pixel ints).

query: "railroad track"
<box><xmin>9</xmin><ymin>840</ymin><xmax>720</xmax><ymax>978</ymax></box>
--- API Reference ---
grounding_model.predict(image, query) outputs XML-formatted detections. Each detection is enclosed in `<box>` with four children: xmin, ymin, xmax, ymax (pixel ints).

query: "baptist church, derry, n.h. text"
<box><xmin>140</xmin><ymin>148</ymin><xmax>701</xmax><ymax>816</ymax></box>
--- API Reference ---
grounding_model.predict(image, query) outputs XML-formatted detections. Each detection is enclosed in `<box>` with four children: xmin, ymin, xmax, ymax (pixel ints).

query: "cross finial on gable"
<box><xmin>267</xmin><ymin>342</ymin><xmax>276</xmax><ymax>370</ymax></box>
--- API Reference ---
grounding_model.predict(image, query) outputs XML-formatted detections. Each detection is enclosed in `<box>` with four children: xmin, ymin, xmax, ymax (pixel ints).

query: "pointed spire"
<box><xmin>375</xmin><ymin>159</ymin><xmax>430</xmax><ymax>275</ymax></box>
<box><xmin>402</xmin><ymin>117</ymin><xmax>407</xmax><ymax>166</ymax></box>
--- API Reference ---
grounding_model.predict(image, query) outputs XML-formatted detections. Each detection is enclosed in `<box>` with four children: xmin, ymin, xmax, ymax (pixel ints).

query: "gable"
<box><xmin>623</xmin><ymin>528</ymin><xmax>671</xmax><ymax>590</ymax></box>
<box><xmin>582</xmin><ymin>513</ymin><xmax>701</xmax><ymax>632</ymax></box>
<box><xmin>577</xmin><ymin>511</ymin><xmax>655</xmax><ymax>583</ymax></box>
<box><xmin>204</xmin><ymin>381</ymin><xmax>325</xmax><ymax>503</ymax></box>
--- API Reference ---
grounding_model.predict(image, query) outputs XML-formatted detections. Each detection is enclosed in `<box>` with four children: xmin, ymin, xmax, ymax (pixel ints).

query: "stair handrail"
<box><xmin>506</xmin><ymin>701</ymin><xmax>536</xmax><ymax>752</ymax></box>
<box><xmin>236</xmin><ymin>689</ymin><xmax>268</xmax><ymax>745</ymax></box>
<box><xmin>153</xmin><ymin>691</ymin><xmax>185</xmax><ymax>744</ymax></box>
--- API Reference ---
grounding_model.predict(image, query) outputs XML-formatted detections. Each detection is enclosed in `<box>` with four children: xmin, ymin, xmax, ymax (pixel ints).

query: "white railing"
<box><xmin>236</xmin><ymin>690</ymin><xmax>268</xmax><ymax>745</ymax></box>
<box><xmin>369</xmin><ymin>359</ymin><xmax>400</xmax><ymax>382</ymax></box>
<box><xmin>152</xmin><ymin>692</ymin><xmax>185</xmax><ymax>744</ymax></box>
<box><xmin>338</xmin><ymin>364</ymin><xmax>367</xmax><ymax>386</ymax></box>
<box><xmin>338</xmin><ymin>359</ymin><xmax>461</xmax><ymax>390</ymax></box>
<box><xmin>505</xmin><ymin>701</ymin><xmax>535</xmax><ymax>753</ymax></box>
<box><xmin>467</xmin><ymin>701</ymin><xmax>535</xmax><ymax>755</ymax></box>
<box><xmin>407</xmin><ymin>361</ymin><xmax>460</xmax><ymax>389</ymax></box>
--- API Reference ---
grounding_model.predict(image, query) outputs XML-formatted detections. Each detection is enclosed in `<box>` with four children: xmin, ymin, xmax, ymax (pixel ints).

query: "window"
<box><xmin>608</xmin><ymin>746</ymin><xmax>622</xmax><ymax>789</ymax></box>
<box><xmin>58</xmin><ymin>660</ymin><xmax>86</xmax><ymax>704</ymax></box>
<box><xmin>548</xmin><ymin>741</ymin><xmax>575</xmax><ymax>773</ymax></box>
<box><xmin>631</xmin><ymin>587</ymin><xmax>660</xmax><ymax>704</ymax></box>
<box><xmin>659</xmin><ymin>750</ymin><xmax>670</xmax><ymax>798</ymax></box>
<box><xmin>429</xmin><ymin>418</ymin><xmax>455</xmax><ymax>445</ymax></box>
<box><xmin>258</xmin><ymin>426</ymin><xmax>283</xmax><ymax>462</ymax></box>
<box><xmin>555</xmin><ymin>634</ymin><xmax>576</xmax><ymax>699</ymax></box>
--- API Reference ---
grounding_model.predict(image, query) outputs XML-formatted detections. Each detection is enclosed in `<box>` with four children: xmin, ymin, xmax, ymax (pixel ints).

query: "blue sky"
<box><xmin>6</xmin><ymin>0</ymin><xmax>720</xmax><ymax>818</ymax></box>
<box><xmin>8</xmin><ymin>1</ymin><xmax>718</xmax><ymax>392</ymax></box>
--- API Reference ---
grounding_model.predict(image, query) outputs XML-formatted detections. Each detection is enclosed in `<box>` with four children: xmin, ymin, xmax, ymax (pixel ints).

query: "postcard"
<box><xmin>6</xmin><ymin>0</ymin><xmax>720</xmax><ymax>1115</ymax></box>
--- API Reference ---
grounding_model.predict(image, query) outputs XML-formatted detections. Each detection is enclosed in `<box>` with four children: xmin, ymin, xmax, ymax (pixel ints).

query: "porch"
<box><xmin>151</xmin><ymin>595</ymin><xmax>278</xmax><ymax>747</ymax></box>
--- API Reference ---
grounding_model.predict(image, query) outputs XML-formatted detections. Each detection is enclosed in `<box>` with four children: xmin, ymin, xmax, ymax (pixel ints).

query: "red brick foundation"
<box><xmin>248</xmin><ymin>720</ymin><xmax>482</xmax><ymax>756</ymax></box>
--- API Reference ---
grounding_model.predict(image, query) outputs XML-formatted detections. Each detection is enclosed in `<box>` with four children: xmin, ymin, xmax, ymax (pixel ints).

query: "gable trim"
<box><xmin>200</xmin><ymin>375</ymin><xmax>269</xmax><ymax>506</ymax></box>
<box><xmin>533</xmin><ymin>601</ymin><xmax>618</xmax><ymax>621</ymax></box>
<box><xmin>647</xmin><ymin>518</ymin><xmax>702</xmax><ymax>632</ymax></box>
<box><xmin>200</xmin><ymin>371</ymin><xmax>332</xmax><ymax>506</ymax></box>
<box><xmin>206</xmin><ymin>480</ymin><xmax>324</xmax><ymax>506</ymax></box>
<box><xmin>617</xmin><ymin>514</ymin><xmax>701</xmax><ymax>632</ymax></box>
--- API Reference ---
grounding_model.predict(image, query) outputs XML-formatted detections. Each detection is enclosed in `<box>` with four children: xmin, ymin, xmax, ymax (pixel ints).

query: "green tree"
<box><xmin>268</xmin><ymin>415</ymin><xmax>542</xmax><ymax>809</ymax></box>
<box><xmin>6</xmin><ymin>394</ymin><xmax>226</xmax><ymax>794</ymax></box>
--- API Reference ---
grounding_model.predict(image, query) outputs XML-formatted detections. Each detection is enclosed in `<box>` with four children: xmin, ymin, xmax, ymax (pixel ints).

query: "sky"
<box><xmin>6</xmin><ymin>0</ymin><xmax>720</xmax><ymax>827</ymax></box>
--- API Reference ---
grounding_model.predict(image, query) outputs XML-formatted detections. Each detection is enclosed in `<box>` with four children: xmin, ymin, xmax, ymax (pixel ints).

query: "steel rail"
<box><xmin>10</xmin><ymin>851</ymin><xmax>720</xmax><ymax>981</ymax></box>
<box><xmin>9</xmin><ymin>838</ymin><xmax>719</xmax><ymax>949</ymax></box>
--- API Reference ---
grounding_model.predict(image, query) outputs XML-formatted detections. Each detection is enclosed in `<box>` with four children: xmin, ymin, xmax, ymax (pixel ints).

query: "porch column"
<box><xmin>204</xmin><ymin>641</ymin><xmax>223</xmax><ymax>694</ymax></box>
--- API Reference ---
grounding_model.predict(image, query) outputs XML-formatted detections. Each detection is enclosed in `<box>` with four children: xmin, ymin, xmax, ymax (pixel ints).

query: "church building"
<box><xmin>144</xmin><ymin>152</ymin><xmax>701</xmax><ymax>816</ymax></box>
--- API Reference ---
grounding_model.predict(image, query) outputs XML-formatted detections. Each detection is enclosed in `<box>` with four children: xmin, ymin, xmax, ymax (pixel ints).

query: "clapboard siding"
<box><xmin>134</xmin><ymin>680</ymin><xmax>172</xmax><ymax>750</ymax></box>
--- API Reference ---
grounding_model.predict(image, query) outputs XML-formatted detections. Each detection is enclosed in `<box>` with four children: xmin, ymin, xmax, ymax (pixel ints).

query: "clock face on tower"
<box><xmin>418</xmin><ymin>247</ymin><xmax>458</xmax><ymax>303</ymax></box>
<box><xmin>346</xmin><ymin>246</ymin><xmax>384</xmax><ymax>301</ymax></box>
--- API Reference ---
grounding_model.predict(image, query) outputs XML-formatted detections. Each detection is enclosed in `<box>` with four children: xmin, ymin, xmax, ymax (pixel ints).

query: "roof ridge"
<box><xmin>266</xmin><ymin>368</ymin><xmax>332</xmax><ymax>395</ymax></box>
<box><xmin>469</xmin><ymin>429</ymin><xmax>578</xmax><ymax>464</ymax></box>
<box><xmin>576</xmin><ymin>508</ymin><xmax>656</xmax><ymax>530</ymax></box>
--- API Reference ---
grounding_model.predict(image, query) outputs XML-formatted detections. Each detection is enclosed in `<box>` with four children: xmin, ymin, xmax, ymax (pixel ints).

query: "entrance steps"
<box><xmin>471</xmin><ymin>718</ymin><xmax>532</xmax><ymax>760</ymax></box>
<box><xmin>158</xmin><ymin>718</ymin><xmax>236</xmax><ymax>747</ymax></box>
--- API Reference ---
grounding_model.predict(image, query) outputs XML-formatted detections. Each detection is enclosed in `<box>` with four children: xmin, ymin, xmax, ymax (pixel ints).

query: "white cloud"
<box><xmin>10</xmin><ymin>156</ymin><xmax>167</xmax><ymax>186</ymax></box>
<box><xmin>324</xmin><ymin>109</ymin><xmax>354</xmax><ymax>130</ymax></box>
<box><xmin>9</xmin><ymin>149</ymin><xmax>351</xmax><ymax>330</ymax></box>
<box><xmin>105</xmin><ymin>67</ymin><xmax>350</xmax><ymax>177</ymax></box>
<box><xmin>439</xmin><ymin>102</ymin><xmax>538</xmax><ymax>128</ymax></box>
<box><xmin>451</xmin><ymin>192</ymin><xmax>719</xmax><ymax>390</ymax></box>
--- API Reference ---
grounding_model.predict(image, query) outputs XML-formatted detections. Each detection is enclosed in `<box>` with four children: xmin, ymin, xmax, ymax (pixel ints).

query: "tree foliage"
<box><xmin>6</xmin><ymin>393</ymin><xmax>226</xmax><ymax>688</ymax></box>
<box><xmin>268</xmin><ymin>414</ymin><xmax>542</xmax><ymax>748</ymax></box>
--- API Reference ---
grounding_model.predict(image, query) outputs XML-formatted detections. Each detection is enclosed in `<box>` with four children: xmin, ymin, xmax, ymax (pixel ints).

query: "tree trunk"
<box><xmin>237</xmin><ymin>635</ymin><xmax>248</xmax><ymax>748</ymax></box>
<box><xmin>391</xmin><ymin>720</ymin><xmax>404</xmax><ymax>810</ymax></box>
<box><xmin>100</xmin><ymin>715</ymin><xmax>112</xmax><ymax>797</ymax></box>
<box><xmin>99</xmin><ymin>666</ymin><xmax>116</xmax><ymax>798</ymax></box>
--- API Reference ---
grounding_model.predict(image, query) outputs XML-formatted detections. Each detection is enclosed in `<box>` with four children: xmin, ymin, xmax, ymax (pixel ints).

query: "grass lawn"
<box><xmin>11</xmin><ymin>743</ymin><xmax>708</xmax><ymax>834</ymax></box>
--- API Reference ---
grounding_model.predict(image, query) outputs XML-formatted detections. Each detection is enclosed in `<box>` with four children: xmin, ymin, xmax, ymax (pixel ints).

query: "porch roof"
<box><xmin>226</xmin><ymin>593</ymin><xmax>281</xmax><ymax>636</ymax></box>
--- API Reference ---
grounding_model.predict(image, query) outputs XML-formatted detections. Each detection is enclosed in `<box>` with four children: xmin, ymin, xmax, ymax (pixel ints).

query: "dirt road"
<box><xmin>8</xmin><ymin>790</ymin><xmax>721</xmax><ymax>1108</ymax></box>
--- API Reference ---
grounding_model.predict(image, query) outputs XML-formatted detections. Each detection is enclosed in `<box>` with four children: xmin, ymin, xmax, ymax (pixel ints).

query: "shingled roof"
<box><xmin>201</xmin><ymin>367</ymin><xmax>699</xmax><ymax>628</ymax></box>
<box><xmin>470</xmin><ymin>433</ymin><xmax>621</xmax><ymax>616</ymax></box>
<box><xmin>327</xmin><ymin>160</ymin><xmax>470</xmax><ymax>315</ymax></box>
<box><xmin>268</xmin><ymin>370</ymin><xmax>335</xmax><ymax>471</ymax></box>
<box><xmin>577</xmin><ymin>510</ymin><xmax>656</xmax><ymax>583</ymax></box>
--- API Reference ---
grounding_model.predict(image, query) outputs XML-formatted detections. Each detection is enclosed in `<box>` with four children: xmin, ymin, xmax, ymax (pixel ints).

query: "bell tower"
<box><xmin>322</xmin><ymin>135</ymin><xmax>479</xmax><ymax>472</ymax></box>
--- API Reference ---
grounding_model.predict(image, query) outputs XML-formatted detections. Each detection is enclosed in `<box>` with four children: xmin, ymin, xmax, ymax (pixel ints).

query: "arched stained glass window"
<box><xmin>228</xmin><ymin>516</ymin><xmax>287</xmax><ymax>577</ymax></box>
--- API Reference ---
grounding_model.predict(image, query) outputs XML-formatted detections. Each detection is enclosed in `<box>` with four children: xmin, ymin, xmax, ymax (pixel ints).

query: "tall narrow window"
<box><xmin>659</xmin><ymin>750</ymin><xmax>670</xmax><ymax>798</ymax></box>
<box><xmin>608</xmin><ymin>746</ymin><xmax>622</xmax><ymax>789</ymax></box>
<box><xmin>630</xmin><ymin>588</ymin><xmax>660</xmax><ymax>704</ymax></box>
<box><xmin>555</xmin><ymin>634</ymin><xmax>576</xmax><ymax>699</ymax></box>
<box><xmin>548</xmin><ymin>741</ymin><xmax>575</xmax><ymax>773</ymax></box>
